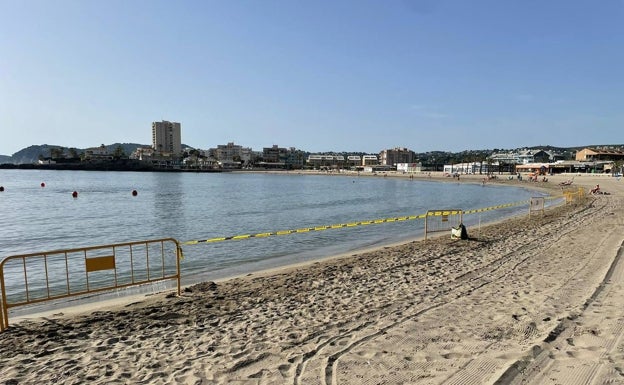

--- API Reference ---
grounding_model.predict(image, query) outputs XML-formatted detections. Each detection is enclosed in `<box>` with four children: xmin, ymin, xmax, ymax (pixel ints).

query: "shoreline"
<box><xmin>0</xmin><ymin>171</ymin><xmax>580</xmax><ymax>321</ymax></box>
<box><xmin>1</xmin><ymin>175</ymin><xmax>622</xmax><ymax>384</ymax></box>
<box><xmin>0</xmin><ymin>171</ymin><xmax>593</xmax><ymax>320</ymax></box>
<box><xmin>6</xmin><ymin>173</ymin><xmax>555</xmax><ymax>322</ymax></box>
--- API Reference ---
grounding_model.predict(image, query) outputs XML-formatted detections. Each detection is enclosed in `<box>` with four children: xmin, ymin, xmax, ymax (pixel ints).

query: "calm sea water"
<box><xmin>0</xmin><ymin>170</ymin><xmax>545</xmax><ymax>289</ymax></box>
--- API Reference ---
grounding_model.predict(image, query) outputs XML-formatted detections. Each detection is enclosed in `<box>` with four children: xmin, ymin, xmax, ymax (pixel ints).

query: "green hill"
<box><xmin>1</xmin><ymin>143</ymin><xmax>147</xmax><ymax>164</ymax></box>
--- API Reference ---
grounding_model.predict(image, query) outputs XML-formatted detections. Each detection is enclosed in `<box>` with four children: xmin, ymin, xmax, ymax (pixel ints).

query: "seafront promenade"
<box><xmin>0</xmin><ymin>174</ymin><xmax>622</xmax><ymax>384</ymax></box>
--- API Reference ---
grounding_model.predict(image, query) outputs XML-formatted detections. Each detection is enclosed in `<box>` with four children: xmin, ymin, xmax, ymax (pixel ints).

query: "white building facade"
<box><xmin>152</xmin><ymin>120</ymin><xmax>182</xmax><ymax>156</ymax></box>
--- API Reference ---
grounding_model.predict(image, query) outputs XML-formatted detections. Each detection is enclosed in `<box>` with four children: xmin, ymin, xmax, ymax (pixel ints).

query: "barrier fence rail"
<box><xmin>0</xmin><ymin>238</ymin><xmax>182</xmax><ymax>331</ymax></box>
<box><xmin>1</xmin><ymin>193</ymin><xmax>580</xmax><ymax>332</ymax></box>
<box><xmin>563</xmin><ymin>187</ymin><xmax>585</xmax><ymax>203</ymax></box>
<box><xmin>424</xmin><ymin>209</ymin><xmax>463</xmax><ymax>240</ymax></box>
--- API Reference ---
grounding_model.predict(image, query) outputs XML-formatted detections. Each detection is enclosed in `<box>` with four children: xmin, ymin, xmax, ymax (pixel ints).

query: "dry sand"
<box><xmin>1</xmin><ymin>173</ymin><xmax>623</xmax><ymax>385</ymax></box>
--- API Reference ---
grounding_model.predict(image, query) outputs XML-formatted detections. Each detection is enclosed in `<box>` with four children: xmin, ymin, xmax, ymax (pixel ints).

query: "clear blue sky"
<box><xmin>1</xmin><ymin>0</ymin><xmax>623</xmax><ymax>156</ymax></box>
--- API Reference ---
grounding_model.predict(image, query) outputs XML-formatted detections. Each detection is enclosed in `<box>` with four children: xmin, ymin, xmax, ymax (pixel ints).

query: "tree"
<box><xmin>113</xmin><ymin>145</ymin><xmax>126</xmax><ymax>160</ymax></box>
<box><xmin>50</xmin><ymin>147</ymin><xmax>64</xmax><ymax>159</ymax></box>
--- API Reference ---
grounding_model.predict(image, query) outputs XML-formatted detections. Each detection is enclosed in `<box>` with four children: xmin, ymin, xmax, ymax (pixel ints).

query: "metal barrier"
<box><xmin>0</xmin><ymin>238</ymin><xmax>181</xmax><ymax>331</ymax></box>
<box><xmin>529</xmin><ymin>197</ymin><xmax>545</xmax><ymax>216</ymax></box>
<box><xmin>424</xmin><ymin>209</ymin><xmax>463</xmax><ymax>240</ymax></box>
<box><xmin>0</xmin><ymin>195</ymin><xmax>569</xmax><ymax>332</ymax></box>
<box><xmin>563</xmin><ymin>187</ymin><xmax>585</xmax><ymax>204</ymax></box>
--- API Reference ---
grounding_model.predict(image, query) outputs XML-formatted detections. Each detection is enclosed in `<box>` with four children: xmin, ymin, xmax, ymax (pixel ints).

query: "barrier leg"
<box><xmin>0</xmin><ymin>274</ymin><xmax>9</xmax><ymax>332</ymax></box>
<box><xmin>0</xmin><ymin>300</ymin><xmax>4</xmax><ymax>331</ymax></box>
<box><xmin>0</xmin><ymin>278</ymin><xmax>7</xmax><ymax>331</ymax></box>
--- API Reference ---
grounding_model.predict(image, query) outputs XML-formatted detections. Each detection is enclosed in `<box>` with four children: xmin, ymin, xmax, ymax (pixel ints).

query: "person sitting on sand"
<box><xmin>590</xmin><ymin>184</ymin><xmax>600</xmax><ymax>194</ymax></box>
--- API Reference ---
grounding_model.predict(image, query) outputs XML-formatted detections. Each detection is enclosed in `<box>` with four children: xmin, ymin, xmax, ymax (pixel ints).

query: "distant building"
<box><xmin>284</xmin><ymin>148</ymin><xmax>306</xmax><ymax>169</ymax></box>
<box><xmin>152</xmin><ymin>121</ymin><xmax>181</xmax><ymax>156</ymax></box>
<box><xmin>262</xmin><ymin>145</ymin><xmax>286</xmax><ymax>164</ymax></box>
<box><xmin>489</xmin><ymin>152</ymin><xmax>520</xmax><ymax>164</ymax></box>
<box><xmin>130</xmin><ymin>147</ymin><xmax>155</xmax><ymax>161</ymax></box>
<box><xmin>307</xmin><ymin>154</ymin><xmax>344</xmax><ymax>169</ymax></box>
<box><xmin>443</xmin><ymin>162</ymin><xmax>484</xmax><ymax>174</ymax></box>
<box><xmin>307</xmin><ymin>155</ymin><xmax>328</xmax><ymax>168</ymax></box>
<box><xmin>517</xmin><ymin>150</ymin><xmax>535</xmax><ymax>164</ymax></box>
<box><xmin>396</xmin><ymin>163</ymin><xmax>421</xmax><ymax>173</ymax></box>
<box><xmin>211</xmin><ymin>142</ymin><xmax>253</xmax><ymax>166</ymax></box>
<box><xmin>531</xmin><ymin>150</ymin><xmax>552</xmax><ymax>163</ymax></box>
<box><xmin>347</xmin><ymin>156</ymin><xmax>361</xmax><ymax>168</ymax></box>
<box><xmin>362</xmin><ymin>155</ymin><xmax>378</xmax><ymax>166</ymax></box>
<box><xmin>576</xmin><ymin>148</ymin><xmax>624</xmax><ymax>162</ymax></box>
<box><xmin>84</xmin><ymin>145</ymin><xmax>113</xmax><ymax>161</ymax></box>
<box><xmin>379</xmin><ymin>147</ymin><xmax>416</xmax><ymax>166</ymax></box>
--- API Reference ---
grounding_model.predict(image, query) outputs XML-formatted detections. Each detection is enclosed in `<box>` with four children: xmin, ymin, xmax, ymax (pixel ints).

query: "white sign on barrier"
<box><xmin>530</xmin><ymin>197</ymin><xmax>545</xmax><ymax>216</ymax></box>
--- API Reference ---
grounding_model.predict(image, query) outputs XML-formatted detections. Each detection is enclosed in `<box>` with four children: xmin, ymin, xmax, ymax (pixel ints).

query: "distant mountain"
<box><xmin>103</xmin><ymin>143</ymin><xmax>149</xmax><ymax>157</ymax></box>
<box><xmin>1</xmin><ymin>142</ymin><xmax>621</xmax><ymax>166</ymax></box>
<box><xmin>9</xmin><ymin>144</ymin><xmax>61</xmax><ymax>164</ymax></box>
<box><xmin>0</xmin><ymin>143</ymin><xmax>148</xmax><ymax>165</ymax></box>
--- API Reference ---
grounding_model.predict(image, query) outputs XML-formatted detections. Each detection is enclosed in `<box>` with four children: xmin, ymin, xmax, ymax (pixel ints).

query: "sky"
<box><xmin>1</xmin><ymin>0</ymin><xmax>623</xmax><ymax>156</ymax></box>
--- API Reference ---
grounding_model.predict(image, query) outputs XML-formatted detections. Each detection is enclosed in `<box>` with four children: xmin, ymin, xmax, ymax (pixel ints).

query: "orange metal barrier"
<box><xmin>0</xmin><ymin>238</ymin><xmax>181</xmax><ymax>331</ymax></box>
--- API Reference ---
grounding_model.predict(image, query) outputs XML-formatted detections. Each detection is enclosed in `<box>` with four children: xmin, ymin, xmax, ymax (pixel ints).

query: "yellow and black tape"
<box><xmin>182</xmin><ymin>197</ymin><xmax>560</xmax><ymax>246</ymax></box>
<box><xmin>182</xmin><ymin>214</ymin><xmax>427</xmax><ymax>246</ymax></box>
<box><xmin>427</xmin><ymin>210</ymin><xmax>462</xmax><ymax>216</ymax></box>
<box><xmin>463</xmin><ymin>199</ymin><xmax>531</xmax><ymax>214</ymax></box>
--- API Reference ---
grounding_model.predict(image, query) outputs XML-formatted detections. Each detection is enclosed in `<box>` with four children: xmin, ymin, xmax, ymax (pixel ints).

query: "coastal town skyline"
<box><xmin>2</xmin><ymin>1</ymin><xmax>623</xmax><ymax>156</ymax></box>
<box><xmin>1</xmin><ymin>116</ymin><xmax>623</xmax><ymax>166</ymax></box>
<box><xmin>1</xmin><ymin>117</ymin><xmax>622</xmax><ymax>165</ymax></box>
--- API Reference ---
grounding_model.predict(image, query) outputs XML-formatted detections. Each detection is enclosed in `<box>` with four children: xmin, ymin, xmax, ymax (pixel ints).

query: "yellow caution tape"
<box><xmin>181</xmin><ymin>197</ymin><xmax>555</xmax><ymax>246</ymax></box>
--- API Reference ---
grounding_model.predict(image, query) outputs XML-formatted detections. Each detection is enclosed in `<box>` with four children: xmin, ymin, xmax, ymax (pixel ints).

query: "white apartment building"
<box><xmin>396</xmin><ymin>163</ymin><xmax>422</xmax><ymax>173</ymax></box>
<box><xmin>307</xmin><ymin>154</ymin><xmax>343</xmax><ymax>168</ymax></box>
<box><xmin>152</xmin><ymin>121</ymin><xmax>181</xmax><ymax>156</ymax></box>
<box><xmin>212</xmin><ymin>142</ymin><xmax>253</xmax><ymax>164</ymax></box>
<box><xmin>84</xmin><ymin>145</ymin><xmax>113</xmax><ymax>161</ymax></box>
<box><xmin>362</xmin><ymin>155</ymin><xmax>378</xmax><ymax>166</ymax></box>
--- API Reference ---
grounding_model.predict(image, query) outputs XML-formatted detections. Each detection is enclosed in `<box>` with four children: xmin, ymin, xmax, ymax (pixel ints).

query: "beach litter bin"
<box><xmin>451</xmin><ymin>223</ymin><xmax>468</xmax><ymax>240</ymax></box>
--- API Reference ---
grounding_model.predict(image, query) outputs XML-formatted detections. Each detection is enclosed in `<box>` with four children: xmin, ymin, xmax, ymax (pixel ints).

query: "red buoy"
<box><xmin>132</xmin><ymin>190</ymin><xmax>138</xmax><ymax>196</ymax></box>
<box><xmin>41</xmin><ymin>182</ymin><xmax>46</xmax><ymax>187</ymax></box>
<box><xmin>72</xmin><ymin>191</ymin><xmax>78</xmax><ymax>198</ymax></box>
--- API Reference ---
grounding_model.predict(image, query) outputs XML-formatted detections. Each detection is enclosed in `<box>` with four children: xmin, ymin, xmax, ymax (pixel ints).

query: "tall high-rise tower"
<box><xmin>152</xmin><ymin>121</ymin><xmax>181</xmax><ymax>155</ymax></box>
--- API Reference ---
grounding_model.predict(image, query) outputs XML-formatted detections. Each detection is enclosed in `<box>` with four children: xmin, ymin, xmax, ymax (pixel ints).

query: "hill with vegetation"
<box><xmin>1</xmin><ymin>143</ymin><xmax>147</xmax><ymax>164</ymax></box>
<box><xmin>1</xmin><ymin>143</ymin><xmax>622</xmax><ymax>166</ymax></box>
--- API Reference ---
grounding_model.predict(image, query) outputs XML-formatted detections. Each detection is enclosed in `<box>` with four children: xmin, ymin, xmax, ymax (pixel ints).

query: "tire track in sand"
<box><xmin>294</xmin><ymin>199</ymin><xmax>607</xmax><ymax>385</ymax></box>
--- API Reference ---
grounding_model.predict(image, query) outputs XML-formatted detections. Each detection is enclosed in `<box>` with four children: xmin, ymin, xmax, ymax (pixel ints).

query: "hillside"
<box><xmin>1</xmin><ymin>143</ymin><xmax>147</xmax><ymax>164</ymax></box>
<box><xmin>2</xmin><ymin>143</ymin><xmax>623</xmax><ymax>166</ymax></box>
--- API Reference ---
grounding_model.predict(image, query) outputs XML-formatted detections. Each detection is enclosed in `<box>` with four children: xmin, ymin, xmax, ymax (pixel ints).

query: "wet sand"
<box><xmin>1</xmin><ymin>173</ymin><xmax>623</xmax><ymax>385</ymax></box>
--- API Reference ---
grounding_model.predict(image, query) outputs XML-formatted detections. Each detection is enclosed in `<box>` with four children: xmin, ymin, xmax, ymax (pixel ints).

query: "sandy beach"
<box><xmin>1</xmin><ymin>173</ymin><xmax>623</xmax><ymax>385</ymax></box>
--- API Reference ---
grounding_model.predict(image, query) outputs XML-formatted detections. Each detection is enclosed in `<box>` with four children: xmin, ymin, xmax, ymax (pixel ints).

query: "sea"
<box><xmin>0</xmin><ymin>169</ymin><xmax>551</xmax><ymax>313</ymax></box>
